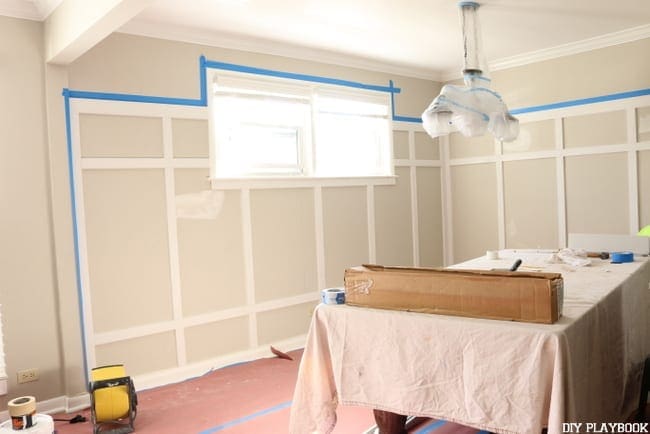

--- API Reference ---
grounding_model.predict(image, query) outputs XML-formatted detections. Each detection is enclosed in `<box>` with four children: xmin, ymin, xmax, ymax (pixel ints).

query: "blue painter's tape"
<box><xmin>610</xmin><ymin>251</ymin><xmax>634</xmax><ymax>264</ymax></box>
<box><xmin>198</xmin><ymin>401</ymin><xmax>292</xmax><ymax>434</ymax></box>
<box><xmin>199</xmin><ymin>55</ymin><xmax>208</xmax><ymax>105</ymax></box>
<box><xmin>64</xmin><ymin>89</ymin><xmax>205</xmax><ymax>106</ymax></box>
<box><xmin>62</xmin><ymin>90</ymin><xmax>90</xmax><ymax>385</ymax></box>
<box><xmin>511</xmin><ymin>88</ymin><xmax>650</xmax><ymax>115</ymax></box>
<box><xmin>394</xmin><ymin>115</ymin><xmax>422</xmax><ymax>123</ymax></box>
<box><xmin>390</xmin><ymin>79</ymin><xmax>422</xmax><ymax>123</ymax></box>
<box><xmin>204</xmin><ymin>59</ymin><xmax>401</xmax><ymax>94</ymax></box>
<box><xmin>414</xmin><ymin>419</ymin><xmax>447</xmax><ymax>434</ymax></box>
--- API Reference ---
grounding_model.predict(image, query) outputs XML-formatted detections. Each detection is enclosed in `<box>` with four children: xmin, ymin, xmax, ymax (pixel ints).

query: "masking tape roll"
<box><xmin>321</xmin><ymin>288</ymin><xmax>345</xmax><ymax>305</ymax></box>
<box><xmin>0</xmin><ymin>414</ymin><xmax>53</xmax><ymax>434</ymax></box>
<box><xmin>610</xmin><ymin>251</ymin><xmax>634</xmax><ymax>263</ymax></box>
<box><xmin>486</xmin><ymin>250</ymin><xmax>498</xmax><ymax>260</ymax></box>
<box><xmin>8</xmin><ymin>396</ymin><xmax>36</xmax><ymax>430</ymax></box>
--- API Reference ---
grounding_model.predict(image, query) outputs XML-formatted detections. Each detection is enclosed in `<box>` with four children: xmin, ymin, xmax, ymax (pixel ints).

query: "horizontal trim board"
<box><xmin>210</xmin><ymin>175</ymin><xmax>397</xmax><ymax>190</ymax></box>
<box><xmin>72</xmin><ymin>99</ymin><xmax>209</xmax><ymax>118</ymax></box>
<box><xmin>63</xmin><ymin>88</ymin><xmax>205</xmax><ymax>107</ymax></box>
<box><xmin>394</xmin><ymin>159</ymin><xmax>442</xmax><ymax>167</ymax></box>
<box><xmin>81</xmin><ymin>158</ymin><xmax>209</xmax><ymax>169</ymax></box>
<box><xmin>94</xmin><ymin>292</ymin><xmax>319</xmax><ymax>345</ymax></box>
<box><xmin>204</xmin><ymin>58</ymin><xmax>401</xmax><ymax>94</ymax></box>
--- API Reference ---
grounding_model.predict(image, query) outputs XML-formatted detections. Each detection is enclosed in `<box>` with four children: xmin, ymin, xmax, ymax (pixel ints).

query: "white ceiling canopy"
<box><xmin>1</xmin><ymin>0</ymin><xmax>650</xmax><ymax>79</ymax></box>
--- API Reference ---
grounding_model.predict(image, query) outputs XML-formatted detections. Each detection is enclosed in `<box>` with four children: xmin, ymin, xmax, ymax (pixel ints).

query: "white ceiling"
<box><xmin>4</xmin><ymin>0</ymin><xmax>650</xmax><ymax>80</ymax></box>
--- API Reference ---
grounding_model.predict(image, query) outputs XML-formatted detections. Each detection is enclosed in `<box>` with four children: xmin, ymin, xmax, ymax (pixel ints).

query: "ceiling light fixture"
<box><xmin>421</xmin><ymin>2</ymin><xmax>519</xmax><ymax>142</ymax></box>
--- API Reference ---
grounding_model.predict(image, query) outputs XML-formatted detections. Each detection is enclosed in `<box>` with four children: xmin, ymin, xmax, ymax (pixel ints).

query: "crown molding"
<box><xmin>0</xmin><ymin>0</ymin><xmax>41</xmax><ymax>20</ymax></box>
<box><xmin>118</xmin><ymin>19</ymin><xmax>444</xmax><ymax>82</ymax></box>
<box><xmin>441</xmin><ymin>23</ymin><xmax>650</xmax><ymax>82</ymax></box>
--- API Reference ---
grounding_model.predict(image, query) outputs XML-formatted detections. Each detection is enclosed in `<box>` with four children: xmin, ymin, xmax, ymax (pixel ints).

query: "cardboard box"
<box><xmin>344</xmin><ymin>264</ymin><xmax>563</xmax><ymax>324</ymax></box>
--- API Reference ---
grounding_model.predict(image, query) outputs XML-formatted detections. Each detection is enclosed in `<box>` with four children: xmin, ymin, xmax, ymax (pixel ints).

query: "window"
<box><xmin>210</xmin><ymin>73</ymin><xmax>393</xmax><ymax>180</ymax></box>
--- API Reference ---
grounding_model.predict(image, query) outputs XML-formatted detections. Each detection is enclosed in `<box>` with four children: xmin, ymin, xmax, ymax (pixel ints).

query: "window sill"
<box><xmin>210</xmin><ymin>175</ymin><xmax>397</xmax><ymax>190</ymax></box>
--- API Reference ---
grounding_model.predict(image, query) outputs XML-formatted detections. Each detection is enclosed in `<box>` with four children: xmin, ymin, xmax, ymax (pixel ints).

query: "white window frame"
<box><xmin>208</xmin><ymin>69</ymin><xmax>396</xmax><ymax>189</ymax></box>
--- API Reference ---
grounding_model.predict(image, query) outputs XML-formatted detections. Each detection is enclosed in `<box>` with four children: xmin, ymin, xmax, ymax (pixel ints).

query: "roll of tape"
<box><xmin>8</xmin><ymin>396</ymin><xmax>36</xmax><ymax>430</ymax></box>
<box><xmin>486</xmin><ymin>250</ymin><xmax>498</xmax><ymax>260</ymax></box>
<box><xmin>321</xmin><ymin>288</ymin><xmax>345</xmax><ymax>305</ymax></box>
<box><xmin>610</xmin><ymin>251</ymin><xmax>634</xmax><ymax>264</ymax></box>
<box><xmin>0</xmin><ymin>414</ymin><xmax>53</xmax><ymax>434</ymax></box>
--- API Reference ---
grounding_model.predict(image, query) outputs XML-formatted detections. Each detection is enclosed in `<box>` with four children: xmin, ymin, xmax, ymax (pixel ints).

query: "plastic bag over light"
<box><xmin>422</xmin><ymin>2</ymin><xmax>519</xmax><ymax>142</ymax></box>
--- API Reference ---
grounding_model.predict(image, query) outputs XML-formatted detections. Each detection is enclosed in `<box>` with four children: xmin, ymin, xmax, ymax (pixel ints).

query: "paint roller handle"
<box><xmin>509</xmin><ymin>259</ymin><xmax>522</xmax><ymax>272</ymax></box>
<box><xmin>587</xmin><ymin>251</ymin><xmax>610</xmax><ymax>259</ymax></box>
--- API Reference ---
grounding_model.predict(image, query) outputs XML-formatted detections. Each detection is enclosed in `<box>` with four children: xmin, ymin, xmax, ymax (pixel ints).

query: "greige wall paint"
<box><xmin>451</xmin><ymin>163</ymin><xmax>499</xmax><ymax>262</ymax></box>
<box><xmin>449</xmin><ymin>132</ymin><xmax>495</xmax><ymax>159</ymax></box>
<box><xmin>490</xmin><ymin>38</ymin><xmax>650</xmax><ymax>109</ymax></box>
<box><xmin>447</xmin><ymin>38</ymin><xmax>649</xmax><ymax>260</ymax></box>
<box><xmin>0</xmin><ymin>16</ymin><xmax>64</xmax><ymax>405</ymax></box>
<box><xmin>503</xmin><ymin>159</ymin><xmax>558</xmax><ymax>249</ymax></box>
<box><xmin>375</xmin><ymin>167</ymin><xmax>413</xmax><ymax>266</ymax></box>
<box><xmin>393</xmin><ymin>131</ymin><xmax>409</xmax><ymax>159</ymax></box>
<box><xmin>95</xmin><ymin>332</ymin><xmax>178</xmax><ymax>376</ymax></box>
<box><xmin>638</xmin><ymin>107</ymin><xmax>650</xmax><ymax>142</ymax></box>
<box><xmin>82</xmin><ymin>169</ymin><xmax>174</xmax><ymax>332</ymax></box>
<box><xmin>67</xmin><ymin>33</ymin><xmax>441</xmax><ymax>119</ymax></box>
<box><xmin>414</xmin><ymin>132</ymin><xmax>439</xmax><ymax>160</ymax></box>
<box><xmin>172</xmin><ymin>118</ymin><xmax>210</xmax><ymax>158</ymax></box>
<box><xmin>322</xmin><ymin>187</ymin><xmax>369</xmax><ymax>287</ymax></box>
<box><xmin>175</xmin><ymin>169</ymin><xmax>246</xmax><ymax>316</ymax></box>
<box><xmin>256</xmin><ymin>302</ymin><xmax>317</xmax><ymax>345</ymax></box>
<box><xmin>79</xmin><ymin>114</ymin><xmax>164</xmax><ymax>157</ymax></box>
<box><xmin>502</xmin><ymin>119</ymin><xmax>555</xmax><ymax>154</ymax></box>
<box><xmin>638</xmin><ymin>150</ymin><xmax>650</xmax><ymax>227</ymax></box>
<box><xmin>185</xmin><ymin>316</ymin><xmax>249</xmax><ymax>364</ymax></box>
<box><xmin>416</xmin><ymin>168</ymin><xmax>444</xmax><ymax>266</ymax></box>
<box><xmin>55</xmin><ymin>31</ymin><xmax>443</xmax><ymax>393</ymax></box>
<box><xmin>563</xmin><ymin>111</ymin><xmax>627</xmax><ymax>148</ymax></box>
<box><xmin>250</xmin><ymin>188</ymin><xmax>318</xmax><ymax>301</ymax></box>
<box><xmin>565</xmin><ymin>153</ymin><xmax>629</xmax><ymax>235</ymax></box>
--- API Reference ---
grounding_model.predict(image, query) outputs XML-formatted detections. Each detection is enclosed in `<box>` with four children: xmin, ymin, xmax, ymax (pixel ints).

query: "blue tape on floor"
<box><xmin>414</xmin><ymin>419</ymin><xmax>447</xmax><ymax>433</ymax></box>
<box><xmin>198</xmin><ymin>400</ymin><xmax>292</xmax><ymax>434</ymax></box>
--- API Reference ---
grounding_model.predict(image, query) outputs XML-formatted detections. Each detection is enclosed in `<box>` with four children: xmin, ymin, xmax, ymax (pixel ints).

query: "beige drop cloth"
<box><xmin>289</xmin><ymin>252</ymin><xmax>650</xmax><ymax>434</ymax></box>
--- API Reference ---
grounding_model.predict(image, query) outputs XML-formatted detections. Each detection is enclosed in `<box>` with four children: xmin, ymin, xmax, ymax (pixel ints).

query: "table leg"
<box><xmin>373</xmin><ymin>409</ymin><xmax>407</xmax><ymax>434</ymax></box>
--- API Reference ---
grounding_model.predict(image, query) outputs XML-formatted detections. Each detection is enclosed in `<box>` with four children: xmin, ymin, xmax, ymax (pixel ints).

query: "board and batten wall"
<box><xmin>443</xmin><ymin>37</ymin><xmax>650</xmax><ymax>263</ymax></box>
<box><xmin>2</xmin><ymin>12</ymin><xmax>649</xmax><ymax>408</ymax></box>
<box><xmin>63</xmin><ymin>33</ymin><xmax>443</xmax><ymax>388</ymax></box>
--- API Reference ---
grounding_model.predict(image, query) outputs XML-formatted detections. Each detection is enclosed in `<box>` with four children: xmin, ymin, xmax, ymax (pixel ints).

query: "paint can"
<box><xmin>0</xmin><ymin>414</ymin><xmax>53</xmax><ymax>434</ymax></box>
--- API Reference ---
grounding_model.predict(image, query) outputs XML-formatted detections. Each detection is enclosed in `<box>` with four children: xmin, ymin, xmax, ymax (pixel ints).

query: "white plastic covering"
<box><xmin>422</xmin><ymin>2</ymin><xmax>519</xmax><ymax>142</ymax></box>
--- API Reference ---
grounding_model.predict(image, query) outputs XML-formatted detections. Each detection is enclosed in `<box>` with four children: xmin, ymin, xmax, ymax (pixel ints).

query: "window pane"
<box><xmin>318</xmin><ymin>96</ymin><xmax>389</xmax><ymax>117</ymax></box>
<box><xmin>315</xmin><ymin>113</ymin><xmax>390</xmax><ymax>177</ymax></box>
<box><xmin>214</xmin><ymin>94</ymin><xmax>309</xmax><ymax>176</ymax></box>
<box><xmin>224</xmin><ymin>124</ymin><xmax>300</xmax><ymax>172</ymax></box>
